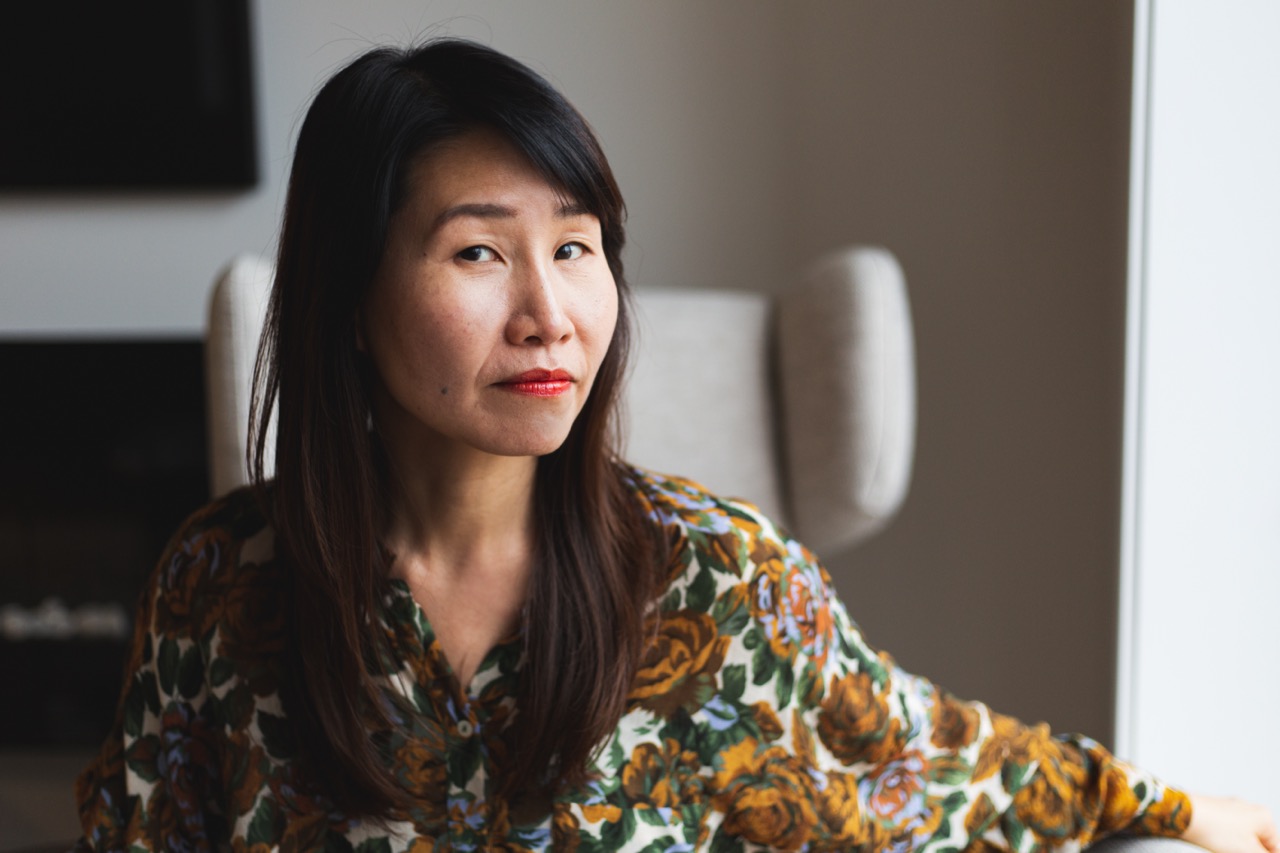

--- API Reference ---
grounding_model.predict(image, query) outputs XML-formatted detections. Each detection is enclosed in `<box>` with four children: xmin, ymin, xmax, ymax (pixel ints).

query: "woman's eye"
<box><xmin>458</xmin><ymin>246</ymin><xmax>496</xmax><ymax>262</ymax></box>
<box><xmin>555</xmin><ymin>242</ymin><xmax>585</xmax><ymax>261</ymax></box>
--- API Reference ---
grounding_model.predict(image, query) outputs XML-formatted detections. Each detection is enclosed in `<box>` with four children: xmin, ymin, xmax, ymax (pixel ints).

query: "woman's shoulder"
<box><xmin>144</xmin><ymin>484</ymin><xmax>281</xmax><ymax>642</ymax></box>
<box><xmin>623</xmin><ymin>465</ymin><xmax>783</xmax><ymax>540</ymax></box>
<box><xmin>620</xmin><ymin>466</ymin><xmax>844</xmax><ymax>713</ymax></box>
<box><xmin>621</xmin><ymin>464</ymin><xmax>833</xmax><ymax>600</ymax></box>
<box><xmin>623</xmin><ymin>465</ymin><xmax>812</xmax><ymax>553</ymax></box>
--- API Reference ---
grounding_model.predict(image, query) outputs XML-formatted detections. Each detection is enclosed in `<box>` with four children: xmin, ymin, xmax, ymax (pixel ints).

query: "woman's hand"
<box><xmin>1184</xmin><ymin>794</ymin><xmax>1279</xmax><ymax>853</ymax></box>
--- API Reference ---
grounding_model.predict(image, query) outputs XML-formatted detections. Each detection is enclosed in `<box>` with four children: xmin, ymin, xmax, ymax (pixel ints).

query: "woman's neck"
<box><xmin>377</xmin><ymin>434</ymin><xmax>539</xmax><ymax>688</ymax></box>
<box><xmin>380</xmin><ymin>440</ymin><xmax>538</xmax><ymax>578</ymax></box>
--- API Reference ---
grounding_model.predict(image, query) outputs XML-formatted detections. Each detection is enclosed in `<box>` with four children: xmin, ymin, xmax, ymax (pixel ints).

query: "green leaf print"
<box><xmin>939</xmin><ymin>790</ymin><xmax>968</xmax><ymax>818</ymax></box>
<box><xmin>246</xmin><ymin>797</ymin><xmax>282</xmax><ymax>846</ymax></box>
<box><xmin>710</xmin><ymin>829</ymin><xmax>745</xmax><ymax>853</ymax></box>
<box><xmin>775</xmin><ymin>660</ymin><xmax>794</xmax><ymax>708</ymax></box>
<box><xmin>659</xmin><ymin>711</ymin><xmax>696</xmax><ymax>757</ymax></box>
<box><xmin>447</xmin><ymin>736</ymin><xmax>483</xmax><ymax>786</ymax></box>
<box><xmin>662</xmin><ymin>587</ymin><xmax>683</xmax><ymax>613</ymax></box>
<box><xmin>637</xmin><ymin>807</ymin><xmax>668</xmax><ymax>827</ymax></box>
<box><xmin>842</xmin><ymin>631</ymin><xmax>889</xmax><ymax>686</ymax></box>
<box><xmin>177</xmin><ymin>644</ymin><xmax>204</xmax><ymax>698</ymax></box>
<box><xmin>751</xmin><ymin>641</ymin><xmax>777</xmax><ymax>686</ymax></box>
<box><xmin>139</xmin><ymin>670</ymin><xmax>161</xmax><ymax>715</ymax></box>
<box><xmin>721</xmin><ymin>663</ymin><xmax>746</xmax><ymax>702</ymax></box>
<box><xmin>123</xmin><ymin>680</ymin><xmax>147</xmax><ymax>738</ymax></box>
<box><xmin>1004</xmin><ymin>816</ymin><xmax>1026</xmax><ymax>852</ymax></box>
<box><xmin>607</xmin><ymin>736</ymin><xmax>626</xmax><ymax>776</ymax></box>
<box><xmin>576</xmin><ymin>835</ymin><xmax>608</xmax><ymax>853</ymax></box>
<box><xmin>157</xmin><ymin>637</ymin><xmax>180</xmax><ymax>696</ymax></box>
<box><xmin>681</xmin><ymin>803</ymin><xmax>706</xmax><ymax>846</ymax></box>
<box><xmin>219</xmin><ymin>683</ymin><xmax>255</xmax><ymax>732</ymax></box>
<box><xmin>208</xmin><ymin>655</ymin><xmax>235</xmax><ymax>688</ymax></box>
<box><xmin>1002</xmin><ymin>760</ymin><xmax>1035</xmax><ymax>793</ymax></box>
<box><xmin>125</xmin><ymin>735</ymin><xmax>160</xmax><ymax>783</ymax></box>
<box><xmin>710</xmin><ymin>587</ymin><xmax>750</xmax><ymax>636</ymax></box>
<box><xmin>600</xmin><ymin>803</ymin><xmax>637</xmax><ymax>849</ymax></box>
<box><xmin>686</xmin><ymin>566</ymin><xmax>716</xmax><ymax>614</ymax></box>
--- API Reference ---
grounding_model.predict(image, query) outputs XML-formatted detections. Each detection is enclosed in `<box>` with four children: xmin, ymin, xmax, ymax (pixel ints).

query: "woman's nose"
<box><xmin>506</xmin><ymin>260</ymin><xmax>573</xmax><ymax>346</ymax></box>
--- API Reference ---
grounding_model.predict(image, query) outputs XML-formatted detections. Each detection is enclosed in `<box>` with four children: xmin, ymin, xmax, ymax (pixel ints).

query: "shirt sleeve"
<box><xmin>712</xmin><ymin>499</ymin><xmax>1192</xmax><ymax>852</ymax></box>
<box><xmin>74</xmin><ymin>507</ymin><xmax>234</xmax><ymax>852</ymax></box>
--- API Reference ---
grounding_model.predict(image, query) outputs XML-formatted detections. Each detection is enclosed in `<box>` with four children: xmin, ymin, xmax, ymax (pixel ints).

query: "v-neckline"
<box><xmin>384</xmin><ymin>577</ymin><xmax>523</xmax><ymax>700</ymax></box>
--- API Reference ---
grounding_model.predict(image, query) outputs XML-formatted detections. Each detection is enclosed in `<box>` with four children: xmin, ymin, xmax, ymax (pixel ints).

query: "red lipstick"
<box><xmin>498</xmin><ymin>368</ymin><xmax>573</xmax><ymax>397</ymax></box>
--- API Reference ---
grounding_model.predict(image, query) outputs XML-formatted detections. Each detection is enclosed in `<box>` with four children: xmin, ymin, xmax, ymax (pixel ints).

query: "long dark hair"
<box><xmin>250</xmin><ymin>39</ymin><xmax>659</xmax><ymax>814</ymax></box>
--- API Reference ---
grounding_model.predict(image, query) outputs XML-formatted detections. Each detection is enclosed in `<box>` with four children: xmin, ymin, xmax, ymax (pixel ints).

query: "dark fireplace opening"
<box><xmin>1</xmin><ymin>339</ymin><xmax>209</xmax><ymax>747</ymax></box>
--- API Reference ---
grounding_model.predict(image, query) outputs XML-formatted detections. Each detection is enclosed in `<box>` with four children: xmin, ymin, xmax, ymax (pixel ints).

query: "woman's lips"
<box><xmin>497</xmin><ymin>368</ymin><xmax>573</xmax><ymax>397</ymax></box>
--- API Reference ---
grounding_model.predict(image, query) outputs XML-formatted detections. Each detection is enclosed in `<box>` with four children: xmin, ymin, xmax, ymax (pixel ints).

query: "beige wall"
<box><xmin>2</xmin><ymin>0</ymin><xmax>1133</xmax><ymax>746</ymax></box>
<box><xmin>784</xmin><ymin>3</ymin><xmax>1135</xmax><ymax>743</ymax></box>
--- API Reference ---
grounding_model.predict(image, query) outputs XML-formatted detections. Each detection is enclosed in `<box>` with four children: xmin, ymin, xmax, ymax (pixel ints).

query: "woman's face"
<box><xmin>361</xmin><ymin>128</ymin><xmax>619</xmax><ymax>463</ymax></box>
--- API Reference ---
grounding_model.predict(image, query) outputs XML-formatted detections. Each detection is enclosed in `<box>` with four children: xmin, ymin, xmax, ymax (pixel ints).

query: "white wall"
<box><xmin>2</xmin><ymin>0</ymin><xmax>1142</xmax><ymax>765</ymax></box>
<box><xmin>1121</xmin><ymin>0</ymin><xmax>1280</xmax><ymax>816</ymax></box>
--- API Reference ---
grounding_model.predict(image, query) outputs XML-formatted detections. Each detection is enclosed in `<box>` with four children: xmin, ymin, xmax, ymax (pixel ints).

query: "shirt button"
<box><xmin>456</xmin><ymin>719</ymin><xmax>474</xmax><ymax>738</ymax></box>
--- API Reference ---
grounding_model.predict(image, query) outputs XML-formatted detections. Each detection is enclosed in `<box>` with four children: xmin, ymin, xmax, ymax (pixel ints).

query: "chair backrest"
<box><xmin>205</xmin><ymin>246</ymin><xmax>914</xmax><ymax>556</ymax></box>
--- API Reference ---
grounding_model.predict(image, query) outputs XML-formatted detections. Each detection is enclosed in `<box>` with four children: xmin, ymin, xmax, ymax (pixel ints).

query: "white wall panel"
<box><xmin>1123</xmin><ymin>0</ymin><xmax>1280</xmax><ymax>814</ymax></box>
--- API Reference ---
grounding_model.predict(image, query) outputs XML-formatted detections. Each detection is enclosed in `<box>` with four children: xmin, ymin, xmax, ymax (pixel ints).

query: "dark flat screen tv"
<box><xmin>0</xmin><ymin>0</ymin><xmax>257</xmax><ymax>190</ymax></box>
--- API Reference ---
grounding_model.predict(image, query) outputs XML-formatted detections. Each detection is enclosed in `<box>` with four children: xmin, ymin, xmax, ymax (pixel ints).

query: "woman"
<box><xmin>75</xmin><ymin>39</ymin><xmax>1274</xmax><ymax>852</ymax></box>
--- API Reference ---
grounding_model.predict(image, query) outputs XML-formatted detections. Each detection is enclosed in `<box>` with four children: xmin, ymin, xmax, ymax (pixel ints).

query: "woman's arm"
<box><xmin>75</xmin><ymin>500</ymin><xmax>245</xmax><ymax>850</ymax></box>
<box><xmin>634</xmin><ymin>471</ymin><xmax>1274</xmax><ymax>852</ymax></box>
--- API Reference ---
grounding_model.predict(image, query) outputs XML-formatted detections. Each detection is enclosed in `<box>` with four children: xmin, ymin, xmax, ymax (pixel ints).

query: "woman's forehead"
<box><xmin>402</xmin><ymin>131</ymin><xmax>594</xmax><ymax>226</ymax></box>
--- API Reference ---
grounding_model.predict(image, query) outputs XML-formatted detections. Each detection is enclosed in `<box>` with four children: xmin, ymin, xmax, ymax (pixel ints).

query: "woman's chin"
<box><xmin>473</xmin><ymin>427</ymin><xmax>574</xmax><ymax>460</ymax></box>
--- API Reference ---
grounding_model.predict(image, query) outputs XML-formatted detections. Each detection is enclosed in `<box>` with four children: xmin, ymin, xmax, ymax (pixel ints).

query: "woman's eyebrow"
<box><xmin>557</xmin><ymin>201</ymin><xmax>591</xmax><ymax>218</ymax></box>
<box><xmin>431</xmin><ymin>201</ymin><xmax>591</xmax><ymax>231</ymax></box>
<box><xmin>432</xmin><ymin>202</ymin><xmax>516</xmax><ymax>230</ymax></box>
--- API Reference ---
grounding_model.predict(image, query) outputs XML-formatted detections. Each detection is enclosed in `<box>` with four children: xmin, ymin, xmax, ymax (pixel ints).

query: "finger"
<box><xmin>1259</xmin><ymin>822</ymin><xmax>1279</xmax><ymax>853</ymax></box>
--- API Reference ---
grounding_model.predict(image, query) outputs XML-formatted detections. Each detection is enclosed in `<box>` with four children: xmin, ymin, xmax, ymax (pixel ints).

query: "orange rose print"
<box><xmin>394</xmin><ymin>736</ymin><xmax>448</xmax><ymax>799</ymax></box>
<box><xmin>713</xmin><ymin>739</ymin><xmax>820</xmax><ymax>851</ymax></box>
<box><xmin>817</xmin><ymin>771</ymin><xmax>891</xmax><ymax>849</ymax></box>
<box><xmin>1013</xmin><ymin>765</ymin><xmax>1079</xmax><ymax>842</ymax></box>
<box><xmin>750</xmin><ymin>701</ymin><xmax>784</xmax><ymax>742</ymax></box>
<box><xmin>749</xmin><ymin>557</ymin><xmax>834</xmax><ymax>670</ymax></box>
<box><xmin>931</xmin><ymin>690</ymin><xmax>980</xmax><ymax>750</ymax></box>
<box><xmin>817</xmin><ymin>669</ymin><xmax>906</xmax><ymax>765</ymax></box>
<box><xmin>551</xmin><ymin>804</ymin><xmax>581</xmax><ymax>853</ymax></box>
<box><xmin>621</xmin><ymin>738</ymin><xmax>701</xmax><ymax>810</ymax></box>
<box><xmin>964</xmin><ymin>792</ymin><xmax>998</xmax><ymax>839</ymax></box>
<box><xmin>155</xmin><ymin>528</ymin><xmax>236</xmax><ymax>639</ymax></box>
<box><xmin>630</xmin><ymin>610</ymin><xmax>729</xmax><ymax>717</ymax></box>
<box><xmin>214</xmin><ymin>562</ymin><xmax>287</xmax><ymax>695</ymax></box>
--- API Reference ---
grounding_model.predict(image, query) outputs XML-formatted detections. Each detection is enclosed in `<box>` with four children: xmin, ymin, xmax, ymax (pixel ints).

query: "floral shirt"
<box><xmin>75</xmin><ymin>469</ymin><xmax>1190</xmax><ymax>852</ymax></box>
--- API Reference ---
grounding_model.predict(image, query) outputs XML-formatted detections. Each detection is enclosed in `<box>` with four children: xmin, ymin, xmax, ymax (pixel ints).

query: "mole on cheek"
<box><xmin>440</xmin><ymin>387</ymin><xmax>448</xmax><ymax>395</ymax></box>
